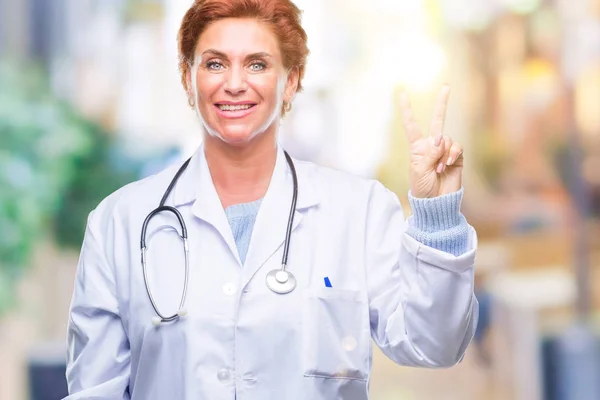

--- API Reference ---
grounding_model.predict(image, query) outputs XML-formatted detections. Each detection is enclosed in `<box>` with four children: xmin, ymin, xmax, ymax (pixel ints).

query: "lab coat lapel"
<box><xmin>173</xmin><ymin>144</ymin><xmax>241</xmax><ymax>265</ymax></box>
<box><xmin>240</xmin><ymin>147</ymin><xmax>317</xmax><ymax>289</ymax></box>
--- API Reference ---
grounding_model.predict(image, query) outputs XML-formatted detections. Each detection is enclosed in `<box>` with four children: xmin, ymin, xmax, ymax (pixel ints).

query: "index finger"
<box><xmin>430</xmin><ymin>85</ymin><xmax>451</xmax><ymax>145</ymax></box>
<box><xmin>399</xmin><ymin>90</ymin><xmax>423</xmax><ymax>144</ymax></box>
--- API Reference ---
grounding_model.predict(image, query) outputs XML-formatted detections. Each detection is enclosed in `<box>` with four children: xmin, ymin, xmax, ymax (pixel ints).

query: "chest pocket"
<box><xmin>302</xmin><ymin>288</ymin><xmax>369</xmax><ymax>381</ymax></box>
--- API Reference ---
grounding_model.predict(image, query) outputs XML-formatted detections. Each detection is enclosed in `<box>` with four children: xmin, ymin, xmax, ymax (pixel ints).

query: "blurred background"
<box><xmin>1</xmin><ymin>0</ymin><xmax>599</xmax><ymax>399</ymax></box>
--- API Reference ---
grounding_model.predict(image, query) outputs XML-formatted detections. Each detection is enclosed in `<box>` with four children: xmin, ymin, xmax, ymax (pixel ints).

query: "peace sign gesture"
<box><xmin>400</xmin><ymin>85</ymin><xmax>464</xmax><ymax>198</ymax></box>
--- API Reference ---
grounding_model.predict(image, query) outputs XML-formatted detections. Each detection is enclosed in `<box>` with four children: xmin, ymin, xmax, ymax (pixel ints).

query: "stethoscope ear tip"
<box><xmin>151</xmin><ymin>316</ymin><xmax>162</xmax><ymax>326</ymax></box>
<box><xmin>177</xmin><ymin>308</ymin><xmax>187</xmax><ymax>317</ymax></box>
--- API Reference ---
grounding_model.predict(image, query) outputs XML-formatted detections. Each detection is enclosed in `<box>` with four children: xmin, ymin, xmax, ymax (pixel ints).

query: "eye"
<box><xmin>206</xmin><ymin>60</ymin><xmax>224</xmax><ymax>71</ymax></box>
<box><xmin>248</xmin><ymin>61</ymin><xmax>267</xmax><ymax>72</ymax></box>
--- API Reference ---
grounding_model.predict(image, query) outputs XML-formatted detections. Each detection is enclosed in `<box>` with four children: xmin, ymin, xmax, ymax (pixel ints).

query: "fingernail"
<box><xmin>446</xmin><ymin>156</ymin><xmax>453</xmax><ymax>165</ymax></box>
<box><xmin>436</xmin><ymin>162</ymin><xmax>444</xmax><ymax>173</ymax></box>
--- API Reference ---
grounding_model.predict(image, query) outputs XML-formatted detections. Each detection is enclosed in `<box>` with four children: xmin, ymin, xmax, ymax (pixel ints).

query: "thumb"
<box><xmin>425</xmin><ymin>136</ymin><xmax>445</xmax><ymax>165</ymax></box>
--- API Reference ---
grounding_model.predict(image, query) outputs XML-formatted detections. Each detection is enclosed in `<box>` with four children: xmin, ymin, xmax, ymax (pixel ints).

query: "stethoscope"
<box><xmin>140</xmin><ymin>151</ymin><xmax>299</xmax><ymax>325</ymax></box>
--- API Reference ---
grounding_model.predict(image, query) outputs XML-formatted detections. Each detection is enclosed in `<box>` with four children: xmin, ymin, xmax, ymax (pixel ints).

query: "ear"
<box><xmin>185</xmin><ymin>67</ymin><xmax>193</xmax><ymax>93</ymax></box>
<box><xmin>283</xmin><ymin>66</ymin><xmax>299</xmax><ymax>103</ymax></box>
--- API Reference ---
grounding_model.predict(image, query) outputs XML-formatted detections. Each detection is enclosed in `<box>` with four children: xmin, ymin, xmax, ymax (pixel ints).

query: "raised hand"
<box><xmin>400</xmin><ymin>85</ymin><xmax>464</xmax><ymax>198</ymax></box>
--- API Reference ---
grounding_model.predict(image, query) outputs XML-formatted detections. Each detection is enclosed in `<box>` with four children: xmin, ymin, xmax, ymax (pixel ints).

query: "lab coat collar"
<box><xmin>171</xmin><ymin>142</ymin><xmax>320</xmax><ymax>210</ymax></box>
<box><xmin>171</xmin><ymin>142</ymin><xmax>320</xmax><ymax>270</ymax></box>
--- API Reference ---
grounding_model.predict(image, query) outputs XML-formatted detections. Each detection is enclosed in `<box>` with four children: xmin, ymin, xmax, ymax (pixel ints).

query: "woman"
<box><xmin>65</xmin><ymin>1</ymin><xmax>478</xmax><ymax>399</ymax></box>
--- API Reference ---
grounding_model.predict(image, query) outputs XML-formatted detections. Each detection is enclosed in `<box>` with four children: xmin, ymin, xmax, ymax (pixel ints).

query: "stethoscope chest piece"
<box><xmin>266</xmin><ymin>268</ymin><xmax>297</xmax><ymax>294</ymax></box>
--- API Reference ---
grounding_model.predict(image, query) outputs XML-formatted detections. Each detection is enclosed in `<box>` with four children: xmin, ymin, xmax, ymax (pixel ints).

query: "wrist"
<box><xmin>408</xmin><ymin>188</ymin><xmax>464</xmax><ymax>232</ymax></box>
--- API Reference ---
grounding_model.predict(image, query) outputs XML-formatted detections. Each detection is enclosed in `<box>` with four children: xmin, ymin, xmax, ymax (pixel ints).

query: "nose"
<box><xmin>223</xmin><ymin>65</ymin><xmax>248</xmax><ymax>96</ymax></box>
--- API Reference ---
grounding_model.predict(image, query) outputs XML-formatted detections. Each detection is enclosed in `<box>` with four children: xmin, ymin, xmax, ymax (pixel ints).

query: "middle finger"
<box><xmin>430</xmin><ymin>85</ymin><xmax>451</xmax><ymax>146</ymax></box>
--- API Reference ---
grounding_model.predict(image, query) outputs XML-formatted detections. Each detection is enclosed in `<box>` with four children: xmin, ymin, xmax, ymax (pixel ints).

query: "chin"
<box><xmin>207</xmin><ymin>125</ymin><xmax>263</xmax><ymax>145</ymax></box>
<box><xmin>206</xmin><ymin>116</ymin><xmax>279</xmax><ymax>144</ymax></box>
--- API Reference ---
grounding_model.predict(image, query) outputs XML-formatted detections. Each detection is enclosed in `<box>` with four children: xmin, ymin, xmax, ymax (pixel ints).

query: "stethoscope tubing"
<box><xmin>140</xmin><ymin>151</ymin><xmax>297</xmax><ymax>325</ymax></box>
<box><xmin>140</xmin><ymin>205</ymin><xmax>190</xmax><ymax>323</ymax></box>
<box><xmin>280</xmin><ymin>151</ymin><xmax>298</xmax><ymax>269</ymax></box>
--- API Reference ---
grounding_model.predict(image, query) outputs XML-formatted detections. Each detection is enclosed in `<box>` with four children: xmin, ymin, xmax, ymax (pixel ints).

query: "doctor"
<box><xmin>65</xmin><ymin>0</ymin><xmax>478</xmax><ymax>399</ymax></box>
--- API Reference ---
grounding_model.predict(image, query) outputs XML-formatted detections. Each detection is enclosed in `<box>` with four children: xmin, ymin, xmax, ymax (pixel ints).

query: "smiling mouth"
<box><xmin>215</xmin><ymin>104</ymin><xmax>256</xmax><ymax>111</ymax></box>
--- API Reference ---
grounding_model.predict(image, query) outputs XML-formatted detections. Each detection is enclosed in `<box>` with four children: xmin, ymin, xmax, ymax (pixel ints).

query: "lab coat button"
<box><xmin>217</xmin><ymin>368</ymin><xmax>232</xmax><ymax>383</ymax></box>
<box><xmin>222</xmin><ymin>283</ymin><xmax>237</xmax><ymax>296</ymax></box>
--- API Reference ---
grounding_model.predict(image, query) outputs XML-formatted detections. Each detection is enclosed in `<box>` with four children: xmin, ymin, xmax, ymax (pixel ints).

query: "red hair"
<box><xmin>177</xmin><ymin>0</ymin><xmax>309</xmax><ymax>109</ymax></box>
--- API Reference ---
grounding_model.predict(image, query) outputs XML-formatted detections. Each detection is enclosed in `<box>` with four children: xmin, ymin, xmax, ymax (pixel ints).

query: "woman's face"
<box><xmin>189</xmin><ymin>18</ymin><xmax>298</xmax><ymax>145</ymax></box>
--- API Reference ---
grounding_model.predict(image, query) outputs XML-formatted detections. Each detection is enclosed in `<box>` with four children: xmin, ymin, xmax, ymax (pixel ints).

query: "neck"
<box><xmin>204</xmin><ymin>131</ymin><xmax>277</xmax><ymax>209</ymax></box>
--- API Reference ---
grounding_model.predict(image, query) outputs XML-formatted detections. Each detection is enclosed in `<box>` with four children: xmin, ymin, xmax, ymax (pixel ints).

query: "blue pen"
<box><xmin>324</xmin><ymin>277</ymin><xmax>332</xmax><ymax>288</ymax></box>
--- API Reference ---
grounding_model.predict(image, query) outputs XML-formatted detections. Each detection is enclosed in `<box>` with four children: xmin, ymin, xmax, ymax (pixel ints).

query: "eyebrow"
<box><xmin>200</xmin><ymin>49</ymin><xmax>272</xmax><ymax>60</ymax></box>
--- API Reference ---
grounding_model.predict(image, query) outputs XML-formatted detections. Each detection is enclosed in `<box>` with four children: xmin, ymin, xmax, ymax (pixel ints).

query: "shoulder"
<box><xmin>294</xmin><ymin>158</ymin><xmax>400</xmax><ymax>209</ymax></box>
<box><xmin>88</xmin><ymin>160</ymin><xmax>184</xmax><ymax>230</ymax></box>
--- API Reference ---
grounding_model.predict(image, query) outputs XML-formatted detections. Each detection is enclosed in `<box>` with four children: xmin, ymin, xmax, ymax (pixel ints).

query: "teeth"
<box><xmin>218</xmin><ymin>104</ymin><xmax>253</xmax><ymax>111</ymax></box>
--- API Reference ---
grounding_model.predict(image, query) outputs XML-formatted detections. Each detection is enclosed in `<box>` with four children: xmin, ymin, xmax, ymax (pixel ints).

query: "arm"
<box><xmin>65</xmin><ymin>210</ymin><xmax>131</xmax><ymax>399</ymax></box>
<box><xmin>367</xmin><ymin>182</ymin><xmax>478</xmax><ymax>368</ymax></box>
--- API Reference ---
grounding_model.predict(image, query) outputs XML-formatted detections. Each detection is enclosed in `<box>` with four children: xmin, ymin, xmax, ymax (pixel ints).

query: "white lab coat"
<box><xmin>65</xmin><ymin>144</ymin><xmax>479</xmax><ymax>400</ymax></box>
